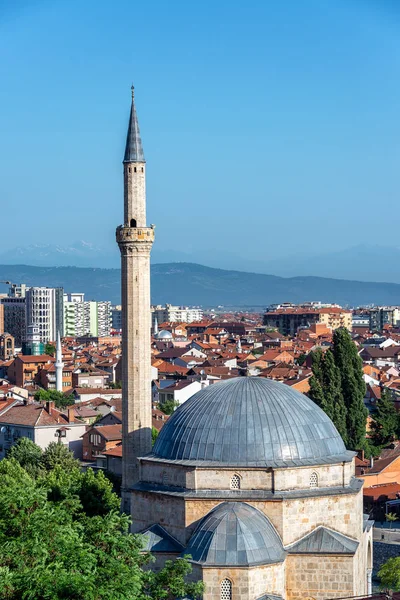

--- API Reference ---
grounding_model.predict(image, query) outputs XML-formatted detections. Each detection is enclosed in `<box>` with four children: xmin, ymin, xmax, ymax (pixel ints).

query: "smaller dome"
<box><xmin>156</xmin><ymin>330</ymin><xmax>173</xmax><ymax>340</ymax></box>
<box><xmin>184</xmin><ymin>502</ymin><xmax>285</xmax><ymax>567</ymax></box>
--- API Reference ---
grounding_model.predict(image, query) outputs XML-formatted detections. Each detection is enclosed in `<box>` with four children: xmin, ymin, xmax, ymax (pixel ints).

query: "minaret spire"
<box><xmin>117</xmin><ymin>86</ymin><xmax>155</xmax><ymax>515</ymax></box>
<box><xmin>124</xmin><ymin>85</ymin><xmax>145</xmax><ymax>163</ymax></box>
<box><xmin>55</xmin><ymin>330</ymin><xmax>64</xmax><ymax>393</ymax></box>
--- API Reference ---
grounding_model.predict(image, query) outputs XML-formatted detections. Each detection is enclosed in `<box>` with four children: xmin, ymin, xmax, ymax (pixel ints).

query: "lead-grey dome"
<box><xmin>184</xmin><ymin>502</ymin><xmax>285</xmax><ymax>566</ymax></box>
<box><xmin>152</xmin><ymin>376</ymin><xmax>351</xmax><ymax>467</ymax></box>
<box><xmin>156</xmin><ymin>329</ymin><xmax>173</xmax><ymax>340</ymax></box>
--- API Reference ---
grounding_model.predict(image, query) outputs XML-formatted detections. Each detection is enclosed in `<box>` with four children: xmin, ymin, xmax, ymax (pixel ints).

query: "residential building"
<box><xmin>263</xmin><ymin>305</ymin><xmax>352</xmax><ymax>336</ymax></box>
<box><xmin>369</xmin><ymin>307</ymin><xmax>400</xmax><ymax>332</ymax></box>
<box><xmin>72</xmin><ymin>365</ymin><xmax>110</xmax><ymax>388</ymax></box>
<box><xmin>0</xmin><ymin>400</ymin><xmax>86</xmax><ymax>458</ymax></box>
<box><xmin>85</xmin><ymin>301</ymin><xmax>111</xmax><ymax>336</ymax></box>
<box><xmin>158</xmin><ymin>379</ymin><xmax>206</xmax><ymax>407</ymax></box>
<box><xmin>63</xmin><ymin>292</ymin><xmax>85</xmax><ymax>336</ymax></box>
<box><xmin>82</xmin><ymin>424</ymin><xmax>122</xmax><ymax>460</ymax></box>
<box><xmin>63</xmin><ymin>296</ymin><xmax>111</xmax><ymax>337</ymax></box>
<box><xmin>111</xmin><ymin>305</ymin><xmax>122</xmax><ymax>331</ymax></box>
<box><xmin>151</xmin><ymin>304</ymin><xmax>203</xmax><ymax>326</ymax></box>
<box><xmin>7</xmin><ymin>354</ymin><xmax>54</xmax><ymax>387</ymax></box>
<box><xmin>1</xmin><ymin>297</ymin><xmax>26</xmax><ymax>346</ymax></box>
<box><xmin>0</xmin><ymin>333</ymin><xmax>14</xmax><ymax>360</ymax></box>
<box><xmin>25</xmin><ymin>286</ymin><xmax>64</xmax><ymax>343</ymax></box>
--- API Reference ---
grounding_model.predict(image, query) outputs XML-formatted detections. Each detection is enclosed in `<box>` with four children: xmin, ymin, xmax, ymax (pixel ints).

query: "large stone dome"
<box><xmin>184</xmin><ymin>502</ymin><xmax>285</xmax><ymax>567</ymax></box>
<box><xmin>152</xmin><ymin>376</ymin><xmax>351</xmax><ymax>467</ymax></box>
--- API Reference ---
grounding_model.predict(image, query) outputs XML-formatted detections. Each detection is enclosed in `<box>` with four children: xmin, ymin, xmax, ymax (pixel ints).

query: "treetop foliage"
<box><xmin>0</xmin><ymin>439</ymin><xmax>204</xmax><ymax>599</ymax></box>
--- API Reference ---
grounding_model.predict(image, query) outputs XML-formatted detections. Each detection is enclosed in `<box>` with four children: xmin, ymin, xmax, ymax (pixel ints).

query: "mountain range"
<box><xmin>1</xmin><ymin>242</ymin><xmax>399</xmax><ymax>284</ymax></box>
<box><xmin>0</xmin><ymin>262</ymin><xmax>400</xmax><ymax>307</ymax></box>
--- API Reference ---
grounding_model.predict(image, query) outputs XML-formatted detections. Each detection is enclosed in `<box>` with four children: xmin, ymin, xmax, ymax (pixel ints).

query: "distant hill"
<box><xmin>2</xmin><ymin>242</ymin><xmax>400</xmax><ymax>284</ymax></box>
<box><xmin>0</xmin><ymin>263</ymin><xmax>400</xmax><ymax>307</ymax></box>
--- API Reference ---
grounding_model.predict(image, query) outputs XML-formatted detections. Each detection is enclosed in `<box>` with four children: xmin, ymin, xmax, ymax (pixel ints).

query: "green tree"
<box><xmin>34</xmin><ymin>388</ymin><xmax>75</xmax><ymax>409</ymax></box>
<box><xmin>386</xmin><ymin>511</ymin><xmax>398</xmax><ymax>530</ymax></box>
<box><xmin>159</xmin><ymin>399</ymin><xmax>179</xmax><ymax>415</ymax></box>
<box><xmin>108</xmin><ymin>381</ymin><xmax>122</xmax><ymax>389</ymax></box>
<box><xmin>152</xmin><ymin>426</ymin><xmax>159</xmax><ymax>445</ymax></box>
<box><xmin>308</xmin><ymin>348</ymin><xmax>347</xmax><ymax>445</ymax></box>
<box><xmin>0</xmin><ymin>459</ymin><xmax>203</xmax><ymax>600</ymax></box>
<box><xmin>309</xmin><ymin>348</ymin><xmax>326</xmax><ymax>408</ymax></box>
<box><xmin>41</xmin><ymin>441</ymin><xmax>80</xmax><ymax>472</ymax></box>
<box><xmin>370</xmin><ymin>388</ymin><xmax>398</xmax><ymax>448</ymax></box>
<box><xmin>379</xmin><ymin>556</ymin><xmax>400</xmax><ymax>590</ymax></box>
<box><xmin>332</xmin><ymin>328</ymin><xmax>367</xmax><ymax>450</ymax></box>
<box><xmin>296</xmin><ymin>352</ymin><xmax>307</xmax><ymax>366</ymax></box>
<box><xmin>44</xmin><ymin>342</ymin><xmax>55</xmax><ymax>356</ymax></box>
<box><xmin>6</xmin><ymin>437</ymin><xmax>43</xmax><ymax>477</ymax></box>
<box><xmin>321</xmin><ymin>350</ymin><xmax>347</xmax><ymax>444</ymax></box>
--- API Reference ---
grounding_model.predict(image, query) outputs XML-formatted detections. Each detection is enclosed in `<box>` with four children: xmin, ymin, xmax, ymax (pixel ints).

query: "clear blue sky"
<box><xmin>1</xmin><ymin>0</ymin><xmax>400</xmax><ymax>266</ymax></box>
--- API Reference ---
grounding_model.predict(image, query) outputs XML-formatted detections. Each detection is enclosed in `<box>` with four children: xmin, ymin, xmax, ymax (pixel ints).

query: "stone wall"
<box><xmin>195</xmin><ymin>468</ymin><xmax>273</xmax><ymax>491</ymax></box>
<box><xmin>131</xmin><ymin>490</ymin><xmax>187</xmax><ymax>544</ymax></box>
<box><xmin>140</xmin><ymin>460</ymin><xmax>195</xmax><ymax>488</ymax></box>
<box><xmin>139</xmin><ymin>459</ymin><xmax>354</xmax><ymax>492</ymax></box>
<box><xmin>281</xmin><ymin>489</ymin><xmax>363</xmax><ymax>545</ymax></box>
<box><xmin>274</xmin><ymin>463</ymin><xmax>348</xmax><ymax>491</ymax></box>
<box><xmin>138</xmin><ymin>487</ymin><xmax>365</xmax><ymax>547</ymax></box>
<box><xmin>286</xmin><ymin>554</ymin><xmax>354</xmax><ymax>600</ymax></box>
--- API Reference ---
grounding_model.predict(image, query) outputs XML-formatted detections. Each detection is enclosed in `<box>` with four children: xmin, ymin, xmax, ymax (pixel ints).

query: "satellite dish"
<box><xmin>0</xmin><ymin>426</ymin><xmax>6</xmax><ymax>433</ymax></box>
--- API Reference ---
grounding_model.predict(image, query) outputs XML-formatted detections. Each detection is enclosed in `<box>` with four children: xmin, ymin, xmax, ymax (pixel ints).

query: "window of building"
<box><xmin>220</xmin><ymin>578</ymin><xmax>232</xmax><ymax>600</ymax></box>
<box><xmin>230</xmin><ymin>474</ymin><xmax>241</xmax><ymax>490</ymax></box>
<box><xmin>90</xmin><ymin>434</ymin><xmax>101</xmax><ymax>446</ymax></box>
<box><xmin>310</xmin><ymin>471</ymin><xmax>318</xmax><ymax>488</ymax></box>
<box><xmin>161</xmin><ymin>470</ymin><xmax>170</xmax><ymax>486</ymax></box>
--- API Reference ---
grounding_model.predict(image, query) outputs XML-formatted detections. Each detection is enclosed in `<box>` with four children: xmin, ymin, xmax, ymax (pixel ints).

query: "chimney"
<box><xmin>67</xmin><ymin>407</ymin><xmax>75</xmax><ymax>423</ymax></box>
<box><xmin>45</xmin><ymin>400</ymin><xmax>54</xmax><ymax>415</ymax></box>
<box><xmin>370</xmin><ymin>456</ymin><xmax>374</xmax><ymax>469</ymax></box>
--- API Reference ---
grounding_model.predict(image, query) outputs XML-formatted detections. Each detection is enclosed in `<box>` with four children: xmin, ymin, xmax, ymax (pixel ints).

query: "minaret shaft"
<box><xmin>117</xmin><ymin>88</ymin><xmax>154</xmax><ymax>513</ymax></box>
<box><xmin>124</xmin><ymin>163</ymin><xmax>147</xmax><ymax>227</ymax></box>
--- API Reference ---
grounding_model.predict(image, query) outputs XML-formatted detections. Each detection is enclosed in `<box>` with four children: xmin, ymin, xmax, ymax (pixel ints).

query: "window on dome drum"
<box><xmin>220</xmin><ymin>578</ymin><xmax>232</xmax><ymax>600</ymax></box>
<box><xmin>162</xmin><ymin>471</ymin><xmax>169</xmax><ymax>486</ymax></box>
<box><xmin>310</xmin><ymin>472</ymin><xmax>318</xmax><ymax>488</ymax></box>
<box><xmin>230</xmin><ymin>474</ymin><xmax>241</xmax><ymax>490</ymax></box>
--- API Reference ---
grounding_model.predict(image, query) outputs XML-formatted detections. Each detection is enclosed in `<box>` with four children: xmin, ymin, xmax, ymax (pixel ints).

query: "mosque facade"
<box><xmin>117</xmin><ymin>90</ymin><xmax>373</xmax><ymax>600</ymax></box>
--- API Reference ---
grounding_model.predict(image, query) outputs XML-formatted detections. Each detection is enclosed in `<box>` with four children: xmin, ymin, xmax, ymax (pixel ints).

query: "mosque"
<box><xmin>116</xmin><ymin>88</ymin><xmax>373</xmax><ymax>600</ymax></box>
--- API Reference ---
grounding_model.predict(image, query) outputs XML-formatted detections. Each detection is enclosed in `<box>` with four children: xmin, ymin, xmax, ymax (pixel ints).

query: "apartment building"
<box><xmin>263</xmin><ymin>305</ymin><xmax>352</xmax><ymax>336</ymax></box>
<box><xmin>1</xmin><ymin>297</ymin><xmax>26</xmax><ymax>346</ymax></box>
<box><xmin>25</xmin><ymin>287</ymin><xmax>64</xmax><ymax>343</ymax></box>
<box><xmin>63</xmin><ymin>295</ymin><xmax>111</xmax><ymax>337</ymax></box>
<box><xmin>369</xmin><ymin>307</ymin><xmax>400</xmax><ymax>332</ymax></box>
<box><xmin>151</xmin><ymin>304</ymin><xmax>203</xmax><ymax>326</ymax></box>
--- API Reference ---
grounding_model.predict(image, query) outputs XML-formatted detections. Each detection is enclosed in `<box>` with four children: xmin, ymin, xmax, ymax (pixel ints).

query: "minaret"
<box><xmin>55</xmin><ymin>330</ymin><xmax>64</xmax><ymax>392</ymax></box>
<box><xmin>116</xmin><ymin>86</ymin><xmax>154</xmax><ymax>513</ymax></box>
<box><xmin>153</xmin><ymin>316</ymin><xmax>158</xmax><ymax>336</ymax></box>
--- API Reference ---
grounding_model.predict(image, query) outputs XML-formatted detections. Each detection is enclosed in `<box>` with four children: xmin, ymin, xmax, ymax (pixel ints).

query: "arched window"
<box><xmin>161</xmin><ymin>470</ymin><xmax>169</xmax><ymax>486</ymax></box>
<box><xmin>230</xmin><ymin>474</ymin><xmax>240</xmax><ymax>490</ymax></box>
<box><xmin>310</xmin><ymin>472</ymin><xmax>318</xmax><ymax>488</ymax></box>
<box><xmin>220</xmin><ymin>578</ymin><xmax>232</xmax><ymax>600</ymax></box>
<box><xmin>130</xmin><ymin>219</ymin><xmax>137</xmax><ymax>228</ymax></box>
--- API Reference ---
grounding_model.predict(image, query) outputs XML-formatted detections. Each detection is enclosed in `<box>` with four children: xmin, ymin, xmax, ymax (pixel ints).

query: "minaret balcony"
<box><xmin>116</xmin><ymin>224</ymin><xmax>155</xmax><ymax>245</ymax></box>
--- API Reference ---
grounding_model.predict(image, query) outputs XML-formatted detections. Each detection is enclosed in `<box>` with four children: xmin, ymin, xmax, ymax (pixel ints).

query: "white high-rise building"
<box><xmin>25</xmin><ymin>287</ymin><xmax>64</xmax><ymax>343</ymax></box>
